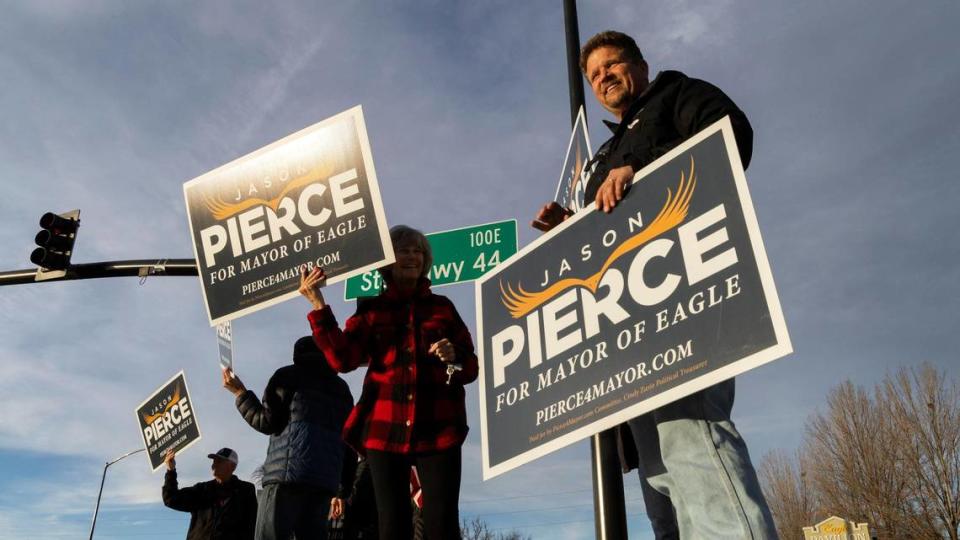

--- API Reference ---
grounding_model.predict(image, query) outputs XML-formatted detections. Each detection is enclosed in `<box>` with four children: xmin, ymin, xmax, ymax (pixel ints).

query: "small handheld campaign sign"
<box><xmin>135</xmin><ymin>371</ymin><xmax>202</xmax><ymax>471</ymax></box>
<box><xmin>216</xmin><ymin>321</ymin><xmax>233</xmax><ymax>371</ymax></box>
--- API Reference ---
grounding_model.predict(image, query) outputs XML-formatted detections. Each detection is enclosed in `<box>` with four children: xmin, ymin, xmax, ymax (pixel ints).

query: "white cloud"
<box><xmin>233</xmin><ymin>38</ymin><xmax>326</xmax><ymax>148</ymax></box>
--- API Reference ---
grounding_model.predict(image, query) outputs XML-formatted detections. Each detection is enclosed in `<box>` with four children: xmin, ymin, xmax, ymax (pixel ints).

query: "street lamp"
<box><xmin>89</xmin><ymin>448</ymin><xmax>145</xmax><ymax>540</ymax></box>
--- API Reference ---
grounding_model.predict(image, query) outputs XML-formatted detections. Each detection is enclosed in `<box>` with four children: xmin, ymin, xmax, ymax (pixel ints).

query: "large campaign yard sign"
<box><xmin>476</xmin><ymin>118</ymin><xmax>791</xmax><ymax>479</ymax></box>
<box><xmin>184</xmin><ymin>106</ymin><xmax>393</xmax><ymax>325</ymax></box>
<box><xmin>136</xmin><ymin>371</ymin><xmax>201</xmax><ymax>471</ymax></box>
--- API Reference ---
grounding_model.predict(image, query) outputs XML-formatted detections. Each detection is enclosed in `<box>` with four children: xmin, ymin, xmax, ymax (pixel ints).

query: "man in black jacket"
<box><xmin>533</xmin><ymin>30</ymin><xmax>776</xmax><ymax>539</ymax></box>
<box><xmin>223</xmin><ymin>336</ymin><xmax>355</xmax><ymax>540</ymax></box>
<box><xmin>162</xmin><ymin>447</ymin><xmax>257</xmax><ymax>540</ymax></box>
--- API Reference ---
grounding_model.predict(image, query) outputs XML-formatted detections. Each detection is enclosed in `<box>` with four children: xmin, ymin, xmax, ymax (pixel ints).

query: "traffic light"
<box><xmin>30</xmin><ymin>209</ymin><xmax>80</xmax><ymax>280</ymax></box>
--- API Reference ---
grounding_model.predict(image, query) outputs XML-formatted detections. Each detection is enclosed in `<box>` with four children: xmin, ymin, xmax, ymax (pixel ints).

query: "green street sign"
<box><xmin>344</xmin><ymin>219</ymin><xmax>518</xmax><ymax>300</ymax></box>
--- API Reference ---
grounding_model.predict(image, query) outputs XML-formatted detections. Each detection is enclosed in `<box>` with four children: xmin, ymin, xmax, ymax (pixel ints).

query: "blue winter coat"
<box><xmin>235</xmin><ymin>344</ymin><xmax>354</xmax><ymax>493</ymax></box>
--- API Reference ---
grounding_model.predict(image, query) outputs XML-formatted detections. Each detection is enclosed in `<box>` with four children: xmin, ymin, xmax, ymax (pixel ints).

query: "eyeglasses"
<box><xmin>589</xmin><ymin>60</ymin><xmax>627</xmax><ymax>84</ymax></box>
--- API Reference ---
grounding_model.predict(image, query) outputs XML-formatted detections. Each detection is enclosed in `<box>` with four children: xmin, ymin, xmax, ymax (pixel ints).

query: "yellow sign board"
<box><xmin>802</xmin><ymin>516</ymin><xmax>872</xmax><ymax>540</ymax></box>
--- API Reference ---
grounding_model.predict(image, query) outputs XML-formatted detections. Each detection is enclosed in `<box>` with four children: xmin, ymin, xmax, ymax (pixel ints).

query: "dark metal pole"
<box><xmin>0</xmin><ymin>258</ymin><xmax>198</xmax><ymax>287</ymax></box>
<box><xmin>590</xmin><ymin>431</ymin><xmax>628</xmax><ymax>540</ymax></box>
<box><xmin>564</xmin><ymin>1</ymin><xmax>628</xmax><ymax>538</ymax></box>
<box><xmin>563</xmin><ymin>0</ymin><xmax>587</xmax><ymax>126</ymax></box>
<box><xmin>89</xmin><ymin>448</ymin><xmax>145</xmax><ymax>540</ymax></box>
<box><xmin>89</xmin><ymin>463</ymin><xmax>109</xmax><ymax>540</ymax></box>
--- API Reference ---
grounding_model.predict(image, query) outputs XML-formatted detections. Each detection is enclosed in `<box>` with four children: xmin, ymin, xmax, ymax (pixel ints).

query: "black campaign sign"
<box><xmin>184</xmin><ymin>106</ymin><xmax>394</xmax><ymax>325</ymax></box>
<box><xmin>136</xmin><ymin>371</ymin><xmax>202</xmax><ymax>471</ymax></box>
<box><xmin>476</xmin><ymin>118</ymin><xmax>791</xmax><ymax>479</ymax></box>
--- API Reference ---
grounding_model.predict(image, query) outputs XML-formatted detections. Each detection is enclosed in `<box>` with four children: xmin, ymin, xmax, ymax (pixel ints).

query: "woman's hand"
<box><xmin>329</xmin><ymin>497</ymin><xmax>345</xmax><ymax>519</ymax></box>
<box><xmin>428</xmin><ymin>338</ymin><xmax>456</xmax><ymax>364</ymax></box>
<box><xmin>164</xmin><ymin>448</ymin><xmax>177</xmax><ymax>471</ymax></box>
<box><xmin>222</xmin><ymin>368</ymin><xmax>247</xmax><ymax>397</ymax></box>
<box><xmin>299</xmin><ymin>266</ymin><xmax>328</xmax><ymax>310</ymax></box>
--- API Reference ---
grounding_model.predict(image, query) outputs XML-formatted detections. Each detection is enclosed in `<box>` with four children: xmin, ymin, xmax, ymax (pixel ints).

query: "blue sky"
<box><xmin>1</xmin><ymin>1</ymin><xmax>958</xmax><ymax>538</ymax></box>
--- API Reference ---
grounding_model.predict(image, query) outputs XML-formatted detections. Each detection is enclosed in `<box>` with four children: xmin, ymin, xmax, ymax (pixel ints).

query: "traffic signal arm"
<box><xmin>0</xmin><ymin>259</ymin><xmax>198</xmax><ymax>286</ymax></box>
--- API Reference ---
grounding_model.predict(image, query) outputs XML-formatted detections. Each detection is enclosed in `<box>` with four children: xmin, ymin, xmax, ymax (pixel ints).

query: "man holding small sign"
<box><xmin>532</xmin><ymin>31</ymin><xmax>776</xmax><ymax>539</ymax></box>
<box><xmin>161</xmin><ymin>447</ymin><xmax>257</xmax><ymax>540</ymax></box>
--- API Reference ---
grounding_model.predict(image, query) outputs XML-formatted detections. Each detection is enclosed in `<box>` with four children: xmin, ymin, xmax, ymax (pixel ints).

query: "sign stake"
<box><xmin>563</xmin><ymin>1</ymin><xmax>629</xmax><ymax>537</ymax></box>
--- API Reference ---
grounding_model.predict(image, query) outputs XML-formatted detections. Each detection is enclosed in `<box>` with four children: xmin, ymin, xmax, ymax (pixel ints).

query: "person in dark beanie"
<box><xmin>161</xmin><ymin>447</ymin><xmax>257</xmax><ymax>540</ymax></box>
<box><xmin>222</xmin><ymin>336</ymin><xmax>355</xmax><ymax>540</ymax></box>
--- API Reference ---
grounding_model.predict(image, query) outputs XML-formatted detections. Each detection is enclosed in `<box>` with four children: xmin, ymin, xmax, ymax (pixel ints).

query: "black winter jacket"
<box><xmin>583</xmin><ymin>70</ymin><xmax>753</xmax><ymax>204</ymax></box>
<box><xmin>162</xmin><ymin>472</ymin><xmax>257</xmax><ymax>540</ymax></box>
<box><xmin>235</xmin><ymin>351</ymin><xmax>354</xmax><ymax>493</ymax></box>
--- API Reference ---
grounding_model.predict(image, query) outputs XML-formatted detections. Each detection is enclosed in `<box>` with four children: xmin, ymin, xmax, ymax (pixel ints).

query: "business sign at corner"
<box><xmin>344</xmin><ymin>220</ymin><xmax>518</xmax><ymax>300</ymax></box>
<box><xmin>476</xmin><ymin>117</ymin><xmax>792</xmax><ymax>479</ymax></box>
<box><xmin>803</xmin><ymin>516</ymin><xmax>872</xmax><ymax>540</ymax></box>
<box><xmin>136</xmin><ymin>371</ymin><xmax>201</xmax><ymax>472</ymax></box>
<box><xmin>184</xmin><ymin>106</ymin><xmax>394</xmax><ymax>325</ymax></box>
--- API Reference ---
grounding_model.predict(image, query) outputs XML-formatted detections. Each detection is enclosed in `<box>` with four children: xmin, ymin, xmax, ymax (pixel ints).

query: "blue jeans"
<box><xmin>627</xmin><ymin>379</ymin><xmax>777</xmax><ymax>539</ymax></box>
<box><xmin>636</xmin><ymin>466</ymin><xmax>679</xmax><ymax>540</ymax></box>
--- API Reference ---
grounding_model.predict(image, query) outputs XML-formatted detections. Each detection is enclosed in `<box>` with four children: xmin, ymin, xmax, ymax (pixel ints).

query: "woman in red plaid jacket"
<box><xmin>299</xmin><ymin>225</ymin><xmax>478</xmax><ymax>540</ymax></box>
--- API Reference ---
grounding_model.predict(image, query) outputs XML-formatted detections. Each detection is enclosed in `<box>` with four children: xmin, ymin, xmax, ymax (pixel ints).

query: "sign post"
<box><xmin>561</xmin><ymin>2</ymin><xmax>628</xmax><ymax>536</ymax></box>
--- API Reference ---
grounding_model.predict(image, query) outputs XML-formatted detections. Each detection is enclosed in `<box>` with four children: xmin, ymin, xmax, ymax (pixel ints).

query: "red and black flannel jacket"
<box><xmin>308</xmin><ymin>277</ymin><xmax>478</xmax><ymax>455</ymax></box>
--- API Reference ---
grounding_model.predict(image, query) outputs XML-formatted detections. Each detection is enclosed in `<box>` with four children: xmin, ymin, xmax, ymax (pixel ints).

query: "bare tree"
<box><xmin>882</xmin><ymin>365</ymin><xmax>960</xmax><ymax>540</ymax></box>
<box><xmin>759</xmin><ymin>449</ymin><xmax>819</xmax><ymax>540</ymax></box>
<box><xmin>759</xmin><ymin>363</ymin><xmax>959</xmax><ymax>539</ymax></box>
<box><xmin>804</xmin><ymin>380</ymin><xmax>921</xmax><ymax>538</ymax></box>
<box><xmin>460</xmin><ymin>517</ymin><xmax>531</xmax><ymax>540</ymax></box>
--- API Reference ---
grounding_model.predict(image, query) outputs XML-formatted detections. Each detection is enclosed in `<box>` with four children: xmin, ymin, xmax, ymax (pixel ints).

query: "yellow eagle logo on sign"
<box><xmin>500</xmin><ymin>157</ymin><xmax>697</xmax><ymax>319</ymax></box>
<box><xmin>142</xmin><ymin>383</ymin><xmax>182</xmax><ymax>425</ymax></box>
<box><xmin>201</xmin><ymin>161</ymin><xmax>334</xmax><ymax>221</ymax></box>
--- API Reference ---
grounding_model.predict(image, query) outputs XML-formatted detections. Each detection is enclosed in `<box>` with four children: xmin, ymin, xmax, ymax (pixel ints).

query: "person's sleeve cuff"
<box><xmin>307</xmin><ymin>306</ymin><xmax>338</xmax><ymax>330</ymax></box>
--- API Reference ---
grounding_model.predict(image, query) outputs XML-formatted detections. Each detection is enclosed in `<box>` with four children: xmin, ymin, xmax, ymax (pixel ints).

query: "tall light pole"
<box><xmin>562</xmin><ymin>1</ymin><xmax>629</xmax><ymax>538</ymax></box>
<box><xmin>89</xmin><ymin>448</ymin><xmax>145</xmax><ymax>540</ymax></box>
